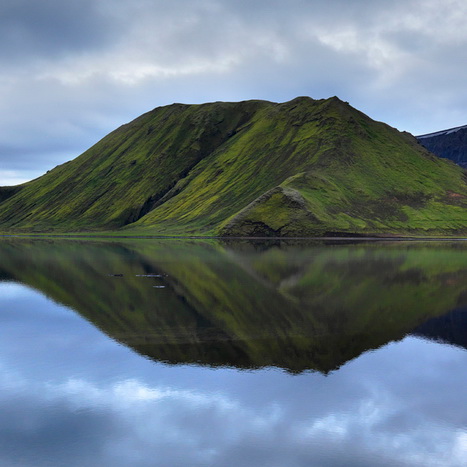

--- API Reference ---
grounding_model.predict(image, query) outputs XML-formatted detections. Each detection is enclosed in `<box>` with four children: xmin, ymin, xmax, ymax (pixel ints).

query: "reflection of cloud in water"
<box><xmin>0</xmin><ymin>282</ymin><xmax>29</xmax><ymax>298</ymax></box>
<box><xmin>2</xmin><ymin>241</ymin><xmax>467</xmax><ymax>465</ymax></box>
<box><xmin>0</xmin><ymin>343</ymin><xmax>467</xmax><ymax>467</ymax></box>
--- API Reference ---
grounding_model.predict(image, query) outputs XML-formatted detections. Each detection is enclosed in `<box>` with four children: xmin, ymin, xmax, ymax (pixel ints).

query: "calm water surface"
<box><xmin>0</xmin><ymin>238</ymin><xmax>467</xmax><ymax>466</ymax></box>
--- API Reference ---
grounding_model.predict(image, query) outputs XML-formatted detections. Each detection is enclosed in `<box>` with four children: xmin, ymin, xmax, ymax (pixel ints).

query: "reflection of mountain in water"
<box><xmin>412</xmin><ymin>307</ymin><xmax>467</xmax><ymax>350</ymax></box>
<box><xmin>1</xmin><ymin>238</ymin><xmax>467</xmax><ymax>373</ymax></box>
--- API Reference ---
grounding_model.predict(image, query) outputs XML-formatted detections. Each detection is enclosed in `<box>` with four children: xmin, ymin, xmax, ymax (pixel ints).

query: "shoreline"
<box><xmin>1</xmin><ymin>233</ymin><xmax>467</xmax><ymax>242</ymax></box>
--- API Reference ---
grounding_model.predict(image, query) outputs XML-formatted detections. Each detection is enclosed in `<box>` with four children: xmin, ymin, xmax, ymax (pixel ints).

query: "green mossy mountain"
<box><xmin>1</xmin><ymin>96</ymin><xmax>467</xmax><ymax>236</ymax></box>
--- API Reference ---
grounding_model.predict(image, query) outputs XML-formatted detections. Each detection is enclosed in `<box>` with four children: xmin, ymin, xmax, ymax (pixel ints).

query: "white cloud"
<box><xmin>0</xmin><ymin>0</ymin><xmax>467</xmax><ymax>182</ymax></box>
<box><xmin>0</xmin><ymin>170</ymin><xmax>37</xmax><ymax>186</ymax></box>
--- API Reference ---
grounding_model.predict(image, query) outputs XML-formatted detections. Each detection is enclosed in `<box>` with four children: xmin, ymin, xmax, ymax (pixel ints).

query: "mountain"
<box><xmin>417</xmin><ymin>125</ymin><xmax>467</xmax><ymax>168</ymax></box>
<box><xmin>1</xmin><ymin>96</ymin><xmax>467</xmax><ymax>237</ymax></box>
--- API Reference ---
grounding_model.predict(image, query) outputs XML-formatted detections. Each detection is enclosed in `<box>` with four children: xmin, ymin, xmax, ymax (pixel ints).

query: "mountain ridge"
<box><xmin>1</xmin><ymin>96</ymin><xmax>467</xmax><ymax>237</ymax></box>
<box><xmin>417</xmin><ymin>124</ymin><xmax>467</xmax><ymax>168</ymax></box>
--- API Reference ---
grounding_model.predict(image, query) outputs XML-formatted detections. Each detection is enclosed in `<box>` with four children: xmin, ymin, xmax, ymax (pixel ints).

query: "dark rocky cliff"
<box><xmin>417</xmin><ymin>125</ymin><xmax>467</xmax><ymax>168</ymax></box>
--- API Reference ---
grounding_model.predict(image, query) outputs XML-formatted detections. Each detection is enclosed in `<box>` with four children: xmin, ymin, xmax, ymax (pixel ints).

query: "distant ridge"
<box><xmin>417</xmin><ymin>124</ymin><xmax>467</xmax><ymax>168</ymax></box>
<box><xmin>1</xmin><ymin>96</ymin><xmax>467</xmax><ymax>237</ymax></box>
<box><xmin>417</xmin><ymin>124</ymin><xmax>467</xmax><ymax>139</ymax></box>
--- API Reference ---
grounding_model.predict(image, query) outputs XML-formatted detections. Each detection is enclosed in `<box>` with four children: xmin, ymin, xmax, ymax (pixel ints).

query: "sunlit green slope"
<box><xmin>1</xmin><ymin>97</ymin><xmax>466</xmax><ymax>236</ymax></box>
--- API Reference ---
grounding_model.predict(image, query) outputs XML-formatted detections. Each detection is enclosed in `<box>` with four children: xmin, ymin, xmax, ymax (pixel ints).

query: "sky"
<box><xmin>1</xmin><ymin>0</ymin><xmax>467</xmax><ymax>185</ymax></box>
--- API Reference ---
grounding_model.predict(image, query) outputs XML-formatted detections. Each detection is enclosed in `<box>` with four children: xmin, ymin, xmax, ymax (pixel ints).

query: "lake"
<box><xmin>0</xmin><ymin>237</ymin><xmax>467</xmax><ymax>466</ymax></box>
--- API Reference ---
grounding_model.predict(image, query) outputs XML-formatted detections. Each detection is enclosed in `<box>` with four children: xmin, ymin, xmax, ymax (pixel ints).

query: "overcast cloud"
<box><xmin>1</xmin><ymin>0</ymin><xmax>467</xmax><ymax>184</ymax></box>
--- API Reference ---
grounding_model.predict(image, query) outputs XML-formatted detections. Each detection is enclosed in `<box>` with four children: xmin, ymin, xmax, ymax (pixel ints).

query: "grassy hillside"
<box><xmin>1</xmin><ymin>97</ymin><xmax>466</xmax><ymax>236</ymax></box>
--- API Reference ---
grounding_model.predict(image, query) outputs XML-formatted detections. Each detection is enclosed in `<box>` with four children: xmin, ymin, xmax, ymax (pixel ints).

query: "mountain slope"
<box><xmin>0</xmin><ymin>100</ymin><xmax>266</xmax><ymax>232</ymax></box>
<box><xmin>1</xmin><ymin>96</ymin><xmax>467</xmax><ymax>236</ymax></box>
<box><xmin>417</xmin><ymin>125</ymin><xmax>467</xmax><ymax>168</ymax></box>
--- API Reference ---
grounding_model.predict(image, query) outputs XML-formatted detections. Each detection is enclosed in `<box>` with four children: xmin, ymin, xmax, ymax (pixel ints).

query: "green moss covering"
<box><xmin>1</xmin><ymin>96</ymin><xmax>467</xmax><ymax>236</ymax></box>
